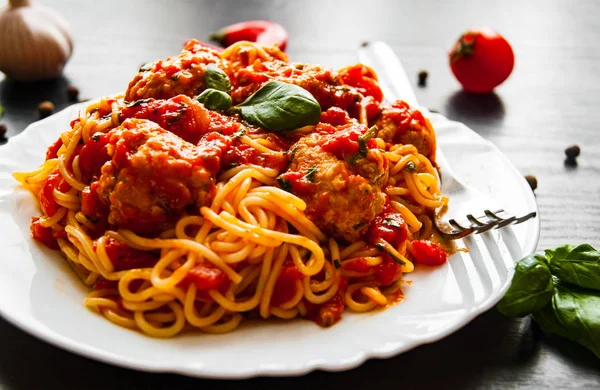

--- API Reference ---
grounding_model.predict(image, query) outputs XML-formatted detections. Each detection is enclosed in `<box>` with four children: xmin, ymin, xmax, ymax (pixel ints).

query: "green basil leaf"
<box><xmin>546</xmin><ymin>244</ymin><xmax>600</xmax><ymax>290</ymax></box>
<box><xmin>232</xmin><ymin>81</ymin><xmax>321</xmax><ymax>132</ymax></box>
<box><xmin>196</xmin><ymin>88</ymin><xmax>232</xmax><ymax>111</ymax></box>
<box><xmin>204</xmin><ymin>64</ymin><xmax>231</xmax><ymax>93</ymax></box>
<box><xmin>533</xmin><ymin>281</ymin><xmax>600</xmax><ymax>359</ymax></box>
<box><xmin>497</xmin><ymin>254</ymin><xmax>554</xmax><ymax>317</ymax></box>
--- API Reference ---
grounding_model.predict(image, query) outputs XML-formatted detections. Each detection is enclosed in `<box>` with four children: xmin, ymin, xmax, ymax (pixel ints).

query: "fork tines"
<box><xmin>448</xmin><ymin>209</ymin><xmax>537</xmax><ymax>237</ymax></box>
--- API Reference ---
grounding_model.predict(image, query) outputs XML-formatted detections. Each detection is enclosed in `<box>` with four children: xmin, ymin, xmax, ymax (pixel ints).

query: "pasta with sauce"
<box><xmin>14</xmin><ymin>40</ymin><xmax>448</xmax><ymax>337</ymax></box>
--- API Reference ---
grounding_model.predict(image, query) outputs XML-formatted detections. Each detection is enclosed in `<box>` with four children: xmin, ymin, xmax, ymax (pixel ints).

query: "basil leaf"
<box><xmin>546</xmin><ymin>244</ymin><xmax>600</xmax><ymax>290</ymax></box>
<box><xmin>533</xmin><ymin>281</ymin><xmax>600</xmax><ymax>359</ymax></box>
<box><xmin>232</xmin><ymin>81</ymin><xmax>321</xmax><ymax>132</ymax></box>
<box><xmin>497</xmin><ymin>254</ymin><xmax>554</xmax><ymax>317</ymax></box>
<box><xmin>196</xmin><ymin>88</ymin><xmax>232</xmax><ymax>111</ymax></box>
<box><xmin>204</xmin><ymin>64</ymin><xmax>231</xmax><ymax>93</ymax></box>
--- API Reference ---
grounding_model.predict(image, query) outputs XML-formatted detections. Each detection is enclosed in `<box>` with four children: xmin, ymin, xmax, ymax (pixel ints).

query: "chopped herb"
<box><xmin>357</xmin><ymin>125</ymin><xmax>378</xmax><ymax>157</ymax></box>
<box><xmin>225</xmin><ymin>161</ymin><xmax>240</xmax><ymax>170</ymax></box>
<box><xmin>139</xmin><ymin>63</ymin><xmax>152</xmax><ymax>72</ymax></box>
<box><xmin>353</xmin><ymin>220</ymin><xmax>367</xmax><ymax>230</ymax></box>
<box><xmin>304</xmin><ymin>165</ymin><xmax>317</xmax><ymax>182</ymax></box>
<box><xmin>91</xmin><ymin>133</ymin><xmax>101</xmax><ymax>142</ymax></box>
<box><xmin>127</xmin><ymin>98</ymin><xmax>152</xmax><ymax>108</ymax></box>
<box><xmin>0</xmin><ymin>104</ymin><xmax>4</xmax><ymax>119</ymax></box>
<box><xmin>170</xmin><ymin>74</ymin><xmax>179</xmax><ymax>81</ymax></box>
<box><xmin>288</xmin><ymin>145</ymin><xmax>297</xmax><ymax>164</ymax></box>
<box><xmin>375</xmin><ymin>242</ymin><xmax>406</xmax><ymax>265</ymax></box>
<box><xmin>232</xmin><ymin>127</ymin><xmax>246</xmax><ymax>139</ymax></box>
<box><xmin>404</xmin><ymin>161</ymin><xmax>417</xmax><ymax>172</ymax></box>
<box><xmin>382</xmin><ymin>217</ymin><xmax>402</xmax><ymax>228</ymax></box>
<box><xmin>333</xmin><ymin>259</ymin><xmax>341</xmax><ymax>269</ymax></box>
<box><xmin>347</xmin><ymin>152</ymin><xmax>361</xmax><ymax>166</ymax></box>
<box><xmin>277</xmin><ymin>177</ymin><xmax>292</xmax><ymax>192</ymax></box>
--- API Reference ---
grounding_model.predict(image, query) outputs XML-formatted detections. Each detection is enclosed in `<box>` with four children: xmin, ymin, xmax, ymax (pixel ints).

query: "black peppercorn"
<box><xmin>418</xmin><ymin>70</ymin><xmax>428</xmax><ymax>87</ymax></box>
<box><xmin>0</xmin><ymin>124</ymin><xmax>7</xmax><ymax>139</ymax></box>
<box><xmin>38</xmin><ymin>101</ymin><xmax>55</xmax><ymax>118</ymax></box>
<box><xmin>524</xmin><ymin>175</ymin><xmax>537</xmax><ymax>191</ymax></box>
<box><xmin>565</xmin><ymin>145</ymin><xmax>580</xmax><ymax>160</ymax></box>
<box><xmin>67</xmin><ymin>86</ymin><xmax>79</xmax><ymax>102</ymax></box>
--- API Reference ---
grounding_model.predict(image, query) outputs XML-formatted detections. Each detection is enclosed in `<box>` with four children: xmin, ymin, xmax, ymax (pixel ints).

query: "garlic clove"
<box><xmin>0</xmin><ymin>0</ymin><xmax>73</xmax><ymax>81</ymax></box>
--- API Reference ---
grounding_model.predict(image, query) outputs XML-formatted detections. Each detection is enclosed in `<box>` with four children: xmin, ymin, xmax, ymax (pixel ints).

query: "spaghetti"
<box><xmin>14</xmin><ymin>40</ymin><xmax>448</xmax><ymax>337</ymax></box>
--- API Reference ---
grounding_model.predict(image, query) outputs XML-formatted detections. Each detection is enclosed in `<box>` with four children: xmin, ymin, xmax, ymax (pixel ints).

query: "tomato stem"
<box><xmin>450</xmin><ymin>32</ymin><xmax>477</xmax><ymax>65</ymax></box>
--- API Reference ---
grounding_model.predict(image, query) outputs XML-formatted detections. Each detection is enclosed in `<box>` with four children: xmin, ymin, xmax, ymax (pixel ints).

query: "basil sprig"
<box><xmin>545</xmin><ymin>244</ymin><xmax>600</xmax><ymax>290</ymax></box>
<box><xmin>534</xmin><ymin>282</ymin><xmax>600</xmax><ymax>359</ymax></box>
<box><xmin>231</xmin><ymin>81</ymin><xmax>321</xmax><ymax>132</ymax></box>
<box><xmin>498</xmin><ymin>244</ymin><xmax>600</xmax><ymax>359</ymax></box>
<box><xmin>204</xmin><ymin>64</ymin><xmax>231</xmax><ymax>93</ymax></box>
<box><xmin>497</xmin><ymin>254</ymin><xmax>554</xmax><ymax>317</ymax></box>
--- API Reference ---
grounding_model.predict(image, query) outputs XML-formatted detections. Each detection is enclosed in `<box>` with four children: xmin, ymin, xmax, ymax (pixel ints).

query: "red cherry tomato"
<box><xmin>449</xmin><ymin>26</ymin><xmax>514</xmax><ymax>93</ymax></box>
<box><xmin>411</xmin><ymin>240</ymin><xmax>448</xmax><ymax>266</ymax></box>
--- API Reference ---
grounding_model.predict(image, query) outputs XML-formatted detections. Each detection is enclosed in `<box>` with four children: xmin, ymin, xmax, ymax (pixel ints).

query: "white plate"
<box><xmin>0</xmin><ymin>103</ymin><xmax>539</xmax><ymax>378</ymax></box>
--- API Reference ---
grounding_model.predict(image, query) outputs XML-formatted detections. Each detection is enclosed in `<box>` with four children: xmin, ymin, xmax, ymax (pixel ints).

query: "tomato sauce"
<box><xmin>271</xmin><ymin>261</ymin><xmax>304</xmax><ymax>306</ymax></box>
<box><xmin>382</xmin><ymin>101</ymin><xmax>428</xmax><ymax>144</ymax></box>
<box><xmin>30</xmin><ymin>217</ymin><xmax>59</xmax><ymax>250</ymax></box>
<box><xmin>45</xmin><ymin>138</ymin><xmax>63</xmax><ymax>160</ymax></box>
<box><xmin>320</xmin><ymin>124</ymin><xmax>377</xmax><ymax>160</ymax></box>
<box><xmin>304</xmin><ymin>277</ymin><xmax>347</xmax><ymax>327</ymax></box>
<box><xmin>78</xmin><ymin>133</ymin><xmax>111</xmax><ymax>184</ymax></box>
<box><xmin>39</xmin><ymin>171</ymin><xmax>71</xmax><ymax>217</ymax></box>
<box><xmin>103</xmin><ymin>237</ymin><xmax>159</xmax><ymax>271</ymax></box>
<box><xmin>366</xmin><ymin>206</ymin><xmax>408</xmax><ymax>248</ymax></box>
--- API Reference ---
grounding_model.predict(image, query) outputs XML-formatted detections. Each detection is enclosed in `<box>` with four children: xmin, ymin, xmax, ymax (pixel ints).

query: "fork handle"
<box><xmin>358</xmin><ymin>41</ymin><xmax>419</xmax><ymax>106</ymax></box>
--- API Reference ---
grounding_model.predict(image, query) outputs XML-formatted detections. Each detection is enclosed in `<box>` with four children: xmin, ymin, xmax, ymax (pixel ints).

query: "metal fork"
<box><xmin>358</xmin><ymin>41</ymin><xmax>537</xmax><ymax>240</ymax></box>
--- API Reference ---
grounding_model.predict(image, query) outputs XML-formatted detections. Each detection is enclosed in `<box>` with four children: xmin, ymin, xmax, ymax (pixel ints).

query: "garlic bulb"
<box><xmin>0</xmin><ymin>0</ymin><xmax>73</xmax><ymax>81</ymax></box>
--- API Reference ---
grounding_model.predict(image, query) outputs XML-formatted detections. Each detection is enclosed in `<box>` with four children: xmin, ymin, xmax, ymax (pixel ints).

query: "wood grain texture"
<box><xmin>0</xmin><ymin>0</ymin><xmax>599</xmax><ymax>388</ymax></box>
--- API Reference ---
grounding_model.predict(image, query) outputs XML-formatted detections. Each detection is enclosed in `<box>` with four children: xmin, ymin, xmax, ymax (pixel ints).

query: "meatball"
<box><xmin>232</xmin><ymin>62</ymin><xmax>382</xmax><ymax>121</ymax></box>
<box><xmin>278</xmin><ymin>123</ymin><xmax>388</xmax><ymax>243</ymax></box>
<box><xmin>96</xmin><ymin>118</ymin><xmax>225</xmax><ymax>234</ymax></box>
<box><xmin>372</xmin><ymin>100</ymin><xmax>436</xmax><ymax>161</ymax></box>
<box><xmin>120</xmin><ymin>95</ymin><xmax>211</xmax><ymax>144</ymax></box>
<box><xmin>125</xmin><ymin>40</ymin><xmax>228</xmax><ymax>102</ymax></box>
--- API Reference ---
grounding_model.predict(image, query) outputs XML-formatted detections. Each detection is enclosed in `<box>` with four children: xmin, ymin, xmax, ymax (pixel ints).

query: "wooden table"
<box><xmin>0</xmin><ymin>0</ymin><xmax>598</xmax><ymax>388</ymax></box>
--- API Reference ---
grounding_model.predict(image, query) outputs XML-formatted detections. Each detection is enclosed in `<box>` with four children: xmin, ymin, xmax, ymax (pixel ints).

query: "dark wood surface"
<box><xmin>0</xmin><ymin>0</ymin><xmax>598</xmax><ymax>388</ymax></box>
